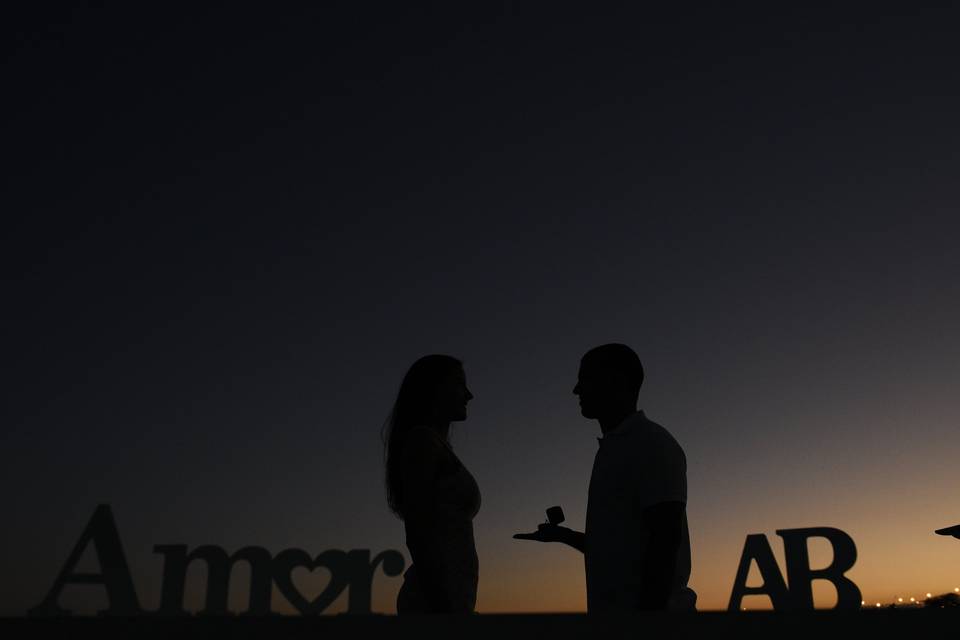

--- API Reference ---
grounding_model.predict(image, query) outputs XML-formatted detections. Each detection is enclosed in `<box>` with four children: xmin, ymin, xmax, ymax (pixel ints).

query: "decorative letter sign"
<box><xmin>728</xmin><ymin>527</ymin><xmax>861</xmax><ymax>611</ymax></box>
<box><xmin>29</xmin><ymin>505</ymin><xmax>405</xmax><ymax>616</ymax></box>
<box><xmin>727</xmin><ymin>533</ymin><xmax>792</xmax><ymax>610</ymax></box>
<box><xmin>27</xmin><ymin>504</ymin><xmax>141</xmax><ymax>616</ymax></box>
<box><xmin>31</xmin><ymin>506</ymin><xmax>864</xmax><ymax>616</ymax></box>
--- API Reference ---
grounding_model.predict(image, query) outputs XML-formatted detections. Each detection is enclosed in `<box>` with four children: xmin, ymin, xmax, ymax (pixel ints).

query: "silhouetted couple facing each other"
<box><xmin>382</xmin><ymin>344</ymin><xmax>696</xmax><ymax>614</ymax></box>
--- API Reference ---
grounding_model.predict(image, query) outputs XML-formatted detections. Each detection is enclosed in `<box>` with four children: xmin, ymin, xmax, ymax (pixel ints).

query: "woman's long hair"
<box><xmin>383</xmin><ymin>354</ymin><xmax>463</xmax><ymax>517</ymax></box>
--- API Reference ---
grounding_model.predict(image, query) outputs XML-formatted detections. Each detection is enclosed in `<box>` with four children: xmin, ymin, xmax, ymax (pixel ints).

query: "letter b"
<box><xmin>776</xmin><ymin>527</ymin><xmax>860</xmax><ymax>610</ymax></box>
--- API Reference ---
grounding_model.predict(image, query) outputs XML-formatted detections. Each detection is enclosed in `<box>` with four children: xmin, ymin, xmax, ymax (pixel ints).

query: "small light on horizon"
<box><xmin>875</xmin><ymin>603</ymin><xmax>881</xmax><ymax>607</ymax></box>
<box><xmin>926</xmin><ymin>593</ymin><xmax>932</xmax><ymax>598</ymax></box>
<box><xmin>897</xmin><ymin>597</ymin><xmax>903</xmax><ymax>603</ymax></box>
<box><xmin>910</xmin><ymin>597</ymin><xmax>915</xmax><ymax>602</ymax></box>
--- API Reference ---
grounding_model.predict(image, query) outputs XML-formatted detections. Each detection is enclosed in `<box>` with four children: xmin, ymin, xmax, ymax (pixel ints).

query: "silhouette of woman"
<box><xmin>383</xmin><ymin>355</ymin><xmax>480</xmax><ymax>614</ymax></box>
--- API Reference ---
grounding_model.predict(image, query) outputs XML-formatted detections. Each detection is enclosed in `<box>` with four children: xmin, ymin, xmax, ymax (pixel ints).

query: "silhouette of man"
<box><xmin>515</xmin><ymin>344</ymin><xmax>696</xmax><ymax>612</ymax></box>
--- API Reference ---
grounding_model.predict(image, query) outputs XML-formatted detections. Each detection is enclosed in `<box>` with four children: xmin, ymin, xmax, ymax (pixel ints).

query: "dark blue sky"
<box><xmin>3</xmin><ymin>3</ymin><xmax>959</xmax><ymax>613</ymax></box>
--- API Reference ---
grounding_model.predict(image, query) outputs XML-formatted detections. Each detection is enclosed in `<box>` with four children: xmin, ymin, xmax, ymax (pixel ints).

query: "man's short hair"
<box><xmin>582</xmin><ymin>343</ymin><xmax>644</xmax><ymax>392</ymax></box>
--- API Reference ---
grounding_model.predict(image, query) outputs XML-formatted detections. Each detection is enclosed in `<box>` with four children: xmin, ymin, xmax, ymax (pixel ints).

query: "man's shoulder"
<box><xmin>635</xmin><ymin>414</ymin><xmax>683</xmax><ymax>448</ymax></box>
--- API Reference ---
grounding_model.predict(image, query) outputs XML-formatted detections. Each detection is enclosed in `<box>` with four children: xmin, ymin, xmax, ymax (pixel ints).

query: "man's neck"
<box><xmin>598</xmin><ymin>406</ymin><xmax>638</xmax><ymax>435</ymax></box>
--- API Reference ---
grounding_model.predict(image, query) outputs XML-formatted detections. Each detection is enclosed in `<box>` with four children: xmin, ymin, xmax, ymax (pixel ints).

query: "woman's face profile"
<box><xmin>433</xmin><ymin>367</ymin><xmax>473</xmax><ymax>423</ymax></box>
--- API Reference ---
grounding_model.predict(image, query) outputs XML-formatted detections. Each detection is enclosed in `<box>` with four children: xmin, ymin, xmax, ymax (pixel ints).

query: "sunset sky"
<box><xmin>3</xmin><ymin>3</ymin><xmax>959</xmax><ymax>615</ymax></box>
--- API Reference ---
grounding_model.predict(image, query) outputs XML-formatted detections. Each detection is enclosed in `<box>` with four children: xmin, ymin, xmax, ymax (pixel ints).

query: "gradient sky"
<box><xmin>3</xmin><ymin>3</ymin><xmax>959</xmax><ymax>615</ymax></box>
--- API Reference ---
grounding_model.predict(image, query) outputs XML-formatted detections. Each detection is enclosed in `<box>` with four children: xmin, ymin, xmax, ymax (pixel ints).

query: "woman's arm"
<box><xmin>398</xmin><ymin>429</ymin><xmax>456</xmax><ymax>611</ymax></box>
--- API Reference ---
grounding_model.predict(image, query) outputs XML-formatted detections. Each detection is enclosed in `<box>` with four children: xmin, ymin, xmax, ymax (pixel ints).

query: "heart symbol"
<box><xmin>272</xmin><ymin>549</ymin><xmax>350</xmax><ymax>615</ymax></box>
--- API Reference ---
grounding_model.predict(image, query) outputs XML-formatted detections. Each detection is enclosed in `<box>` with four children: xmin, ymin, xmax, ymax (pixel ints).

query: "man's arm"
<box><xmin>514</xmin><ymin>524</ymin><xmax>586</xmax><ymax>553</ymax></box>
<box><xmin>636</xmin><ymin>501</ymin><xmax>684</xmax><ymax>611</ymax></box>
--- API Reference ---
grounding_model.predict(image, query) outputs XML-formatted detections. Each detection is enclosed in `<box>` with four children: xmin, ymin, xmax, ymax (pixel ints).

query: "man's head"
<box><xmin>573</xmin><ymin>344</ymin><xmax>644</xmax><ymax>421</ymax></box>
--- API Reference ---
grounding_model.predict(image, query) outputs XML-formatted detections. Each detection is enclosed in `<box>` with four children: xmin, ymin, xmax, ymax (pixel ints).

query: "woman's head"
<box><xmin>390</xmin><ymin>355</ymin><xmax>472</xmax><ymax>428</ymax></box>
<box><xmin>383</xmin><ymin>354</ymin><xmax>473</xmax><ymax>516</ymax></box>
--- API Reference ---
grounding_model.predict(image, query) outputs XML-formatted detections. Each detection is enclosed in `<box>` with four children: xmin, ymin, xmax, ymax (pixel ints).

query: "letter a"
<box><xmin>727</xmin><ymin>534</ymin><xmax>791</xmax><ymax>611</ymax></box>
<box><xmin>28</xmin><ymin>504</ymin><xmax>141</xmax><ymax>616</ymax></box>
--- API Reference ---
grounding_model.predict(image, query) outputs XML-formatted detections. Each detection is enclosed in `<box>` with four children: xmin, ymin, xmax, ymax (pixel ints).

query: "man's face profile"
<box><xmin>573</xmin><ymin>360</ymin><xmax>608</xmax><ymax>419</ymax></box>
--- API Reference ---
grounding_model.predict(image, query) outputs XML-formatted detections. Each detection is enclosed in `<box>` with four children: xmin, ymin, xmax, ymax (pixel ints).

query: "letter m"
<box><xmin>153</xmin><ymin>545</ymin><xmax>273</xmax><ymax>615</ymax></box>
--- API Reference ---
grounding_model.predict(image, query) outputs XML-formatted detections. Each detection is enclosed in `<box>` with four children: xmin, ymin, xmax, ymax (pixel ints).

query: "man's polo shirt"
<box><xmin>584</xmin><ymin>410</ymin><xmax>696</xmax><ymax>612</ymax></box>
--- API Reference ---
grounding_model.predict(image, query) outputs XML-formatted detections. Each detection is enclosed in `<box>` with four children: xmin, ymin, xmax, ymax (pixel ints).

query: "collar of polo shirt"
<box><xmin>597</xmin><ymin>409</ymin><xmax>646</xmax><ymax>442</ymax></box>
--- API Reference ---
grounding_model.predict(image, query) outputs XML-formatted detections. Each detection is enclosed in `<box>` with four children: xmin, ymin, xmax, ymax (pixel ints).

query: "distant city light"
<box><xmin>860</xmin><ymin>589</ymin><xmax>958</xmax><ymax>608</ymax></box>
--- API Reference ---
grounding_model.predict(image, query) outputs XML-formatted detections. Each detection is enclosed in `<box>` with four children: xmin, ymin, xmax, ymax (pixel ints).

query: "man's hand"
<box><xmin>513</xmin><ymin>524</ymin><xmax>586</xmax><ymax>552</ymax></box>
<box><xmin>513</xmin><ymin>523</ymin><xmax>569</xmax><ymax>543</ymax></box>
